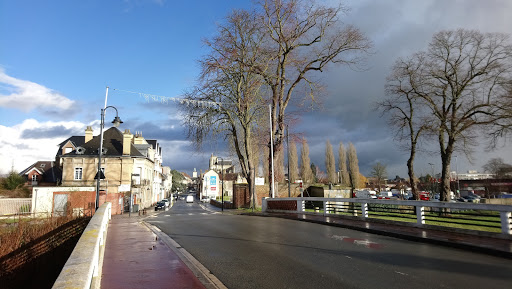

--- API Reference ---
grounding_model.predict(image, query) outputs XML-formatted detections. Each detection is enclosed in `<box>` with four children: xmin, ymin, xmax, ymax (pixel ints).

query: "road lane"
<box><xmin>147</xmin><ymin>199</ymin><xmax>512</xmax><ymax>289</ymax></box>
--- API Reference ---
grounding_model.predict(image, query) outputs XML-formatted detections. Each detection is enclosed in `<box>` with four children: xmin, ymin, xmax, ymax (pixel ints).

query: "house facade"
<box><xmin>58</xmin><ymin>126</ymin><xmax>172</xmax><ymax>210</ymax></box>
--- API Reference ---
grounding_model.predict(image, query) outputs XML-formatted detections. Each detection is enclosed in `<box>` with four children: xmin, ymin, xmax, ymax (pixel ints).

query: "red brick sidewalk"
<box><xmin>100</xmin><ymin>214</ymin><xmax>205</xmax><ymax>289</ymax></box>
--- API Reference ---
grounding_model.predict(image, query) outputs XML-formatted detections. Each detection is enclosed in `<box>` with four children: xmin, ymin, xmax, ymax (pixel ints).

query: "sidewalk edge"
<box><xmin>142</xmin><ymin>222</ymin><xmax>228</xmax><ymax>289</ymax></box>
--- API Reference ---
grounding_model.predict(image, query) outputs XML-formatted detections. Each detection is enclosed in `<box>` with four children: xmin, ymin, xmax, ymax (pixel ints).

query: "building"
<box><xmin>57</xmin><ymin>126</ymin><xmax>171</xmax><ymax>211</ymax></box>
<box><xmin>19</xmin><ymin>161</ymin><xmax>61</xmax><ymax>188</ymax></box>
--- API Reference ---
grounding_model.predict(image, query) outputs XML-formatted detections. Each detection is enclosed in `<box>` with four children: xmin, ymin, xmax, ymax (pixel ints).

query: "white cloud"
<box><xmin>0</xmin><ymin>119</ymin><xmax>86</xmax><ymax>175</ymax></box>
<box><xmin>0</xmin><ymin>69</ymin><xmax>75</xmax><ymax>112</ymax></box>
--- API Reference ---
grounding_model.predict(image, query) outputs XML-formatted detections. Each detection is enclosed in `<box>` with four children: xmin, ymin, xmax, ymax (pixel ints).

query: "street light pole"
<box><xmin>455</xmin><ymin>155</ymin><xmax>460</xmax><ymax>197</ymax></box>
<box><xmin>95</xmin><ymin>87</ymin><xmax>123</xmax><ymax>211</ymax></box>
<box><xmin>269</xmin><ymin>104</ymin><xmax>275</xmax><ymax>198</ymax></box>
<box><xmin>286</xmin><ymin>124</ymin><xmax>290</xmax><ymax>198</ymax></box>
<box><xmin>215</xmin><ymin>157</ymin><xmax>225</xmax><ymax>212</ymax></box>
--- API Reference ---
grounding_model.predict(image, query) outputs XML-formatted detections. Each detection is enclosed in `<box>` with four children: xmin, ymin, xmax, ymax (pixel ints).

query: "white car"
<box><xmin>186</xmin><ymin>195</ymin><xmax>194</xmax><ymax>203</ymax></box>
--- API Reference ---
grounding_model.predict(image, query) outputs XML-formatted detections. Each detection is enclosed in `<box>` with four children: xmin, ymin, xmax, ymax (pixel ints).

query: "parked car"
<box><xmin>186</xmin><ymin>195</ymin><xmax>194</xmax><ymax>203</ymax></box>
<box><xmin>161</xmin><ymin>199</ymin><xmax>170</xmax><ymax>207</ymax></box>
<box><xmin>419</xmin><ymin>192</ymin><xmax>430</xmax><ymax>201</ymax></box>
<box><xmin>154</xmin><ymin>201</ymin><xmax>166</xmax><ymax>211</ymax></box>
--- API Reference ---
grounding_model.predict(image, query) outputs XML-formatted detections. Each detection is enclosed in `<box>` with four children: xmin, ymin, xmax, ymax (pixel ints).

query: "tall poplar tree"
<box><xmin>289</xmin><ymin>141</ymin><xmax>299</xmax><ymax>183</ymax></box>
<box><xmin>338</xmin><ymin>142</ymin><xmax>350</xmax><ymax>186</ymax></box>
<box><xmin>300</xmin><ymin>139</ymin><xmax>313</xmax><ymax>183</ymax></box>
<box><xmin>325</xmin><ymin>140</ymin><xmax>337</xmax><ymax>184</ymax></box>
<box><xmin>347</xmin><ymin>143</ymin><xmax>360</xmax><ymax>192</ymax></box>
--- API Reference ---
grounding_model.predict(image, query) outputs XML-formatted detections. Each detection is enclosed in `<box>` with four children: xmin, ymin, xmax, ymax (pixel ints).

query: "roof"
<box><xmin>19</xmin><ymin>161</ymin><xmax>62</xmax><ymax>183</ymax></box>
<box><xmin>65</xmin><ymin>127</ymin><xmax>144</xmax><ymax>157</ymax></box>
<box><xmin>147</xmin><ymin>140</ymin><xmax>158</xmax><ymax>149</ymax></box>
<box><xmin>56</xmin><ymin>136</ymin><xmax>86</xmax><ymax>156</ymax></box>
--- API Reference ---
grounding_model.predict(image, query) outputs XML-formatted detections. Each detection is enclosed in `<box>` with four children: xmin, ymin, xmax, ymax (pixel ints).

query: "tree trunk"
<box><xmin>407</xmin><ymin>152</ymin><xmax>418</xmax><ymax>200</ymax></box>
<box><xmin>440</xmin><ymin>143</ymin><xmax>454</xmax><ymax>202</ymax></box>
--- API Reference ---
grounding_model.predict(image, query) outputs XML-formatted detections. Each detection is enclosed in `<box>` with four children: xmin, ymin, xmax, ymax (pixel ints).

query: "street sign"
<box><xmin>210</xmin><ymin>176</ymin><xmax>216</xmax><ymax>185</ymax></box>
<box><xmin>118</xmin><ymin>184</ymin><xmax>131</xmax><ymax>192</ymax></box>
<box><xmin>255</xmin><ymin>177</ymin><xmax>264</xmax><ymax>186</ymax></box>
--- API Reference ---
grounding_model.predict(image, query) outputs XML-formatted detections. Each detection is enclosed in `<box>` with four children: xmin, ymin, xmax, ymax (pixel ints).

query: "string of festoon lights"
<box><xmin>110</xmin><ymin>87</ymin><xmax>277</xmax><ymax>199</ymax></box>
<box><xmin>111</xmin><ymin>88</ymin><xmax>235</xmax><ymax>109</ymax></box>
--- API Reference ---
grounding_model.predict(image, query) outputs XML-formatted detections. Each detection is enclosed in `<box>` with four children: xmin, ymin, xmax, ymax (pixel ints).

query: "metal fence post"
<box><xmin>262</xmin><ymin>197</ymin><xmax>268</xmax><ymax>212</ymax></box>
<box><xmin>416</xmin><ymin>205</ymin><xmax>425</xmax><ymax>225</ymax></box>
<box><xmin>500</xmin><ymin>211</ymin><xmax>512</xmax><ymax>235</ymax></box>
<box><xmin>361</xmin><ymin>202</ymin><xmax>368</xmax><ymax>218</ymax></box>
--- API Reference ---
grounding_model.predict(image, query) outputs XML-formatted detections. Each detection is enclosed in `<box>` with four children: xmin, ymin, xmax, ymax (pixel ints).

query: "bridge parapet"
<box><xmin>52</xmin><ymin>202</ymin><xmax>111</xmax><ymax>289</ymax></box>
<box><xmin>262</xmin><ymin>197</ymin><xmax>512</xmax><ymax>236</ymax></box>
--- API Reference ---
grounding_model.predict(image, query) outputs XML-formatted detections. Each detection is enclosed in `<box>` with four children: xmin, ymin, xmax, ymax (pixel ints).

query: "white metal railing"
<box><xmin>52</xmin><ymin>202</ymin><xmax>112</xmax><ymax>289</ymax></box>
<box><xmin>262</xmin><ymin>197</ymin><xmax>512</xmax><ymax>235</ymax></box>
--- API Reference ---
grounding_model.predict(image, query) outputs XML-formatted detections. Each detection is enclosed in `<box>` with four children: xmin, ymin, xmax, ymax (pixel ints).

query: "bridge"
<box><xmin>51</xmin><ymin>197</ymin><xmax>512</xmax><ymax>289</ymax></box>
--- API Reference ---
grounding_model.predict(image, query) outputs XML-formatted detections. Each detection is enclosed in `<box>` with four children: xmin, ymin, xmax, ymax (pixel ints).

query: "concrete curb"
<box><xmin>143</xmin><ymin>222</ymin><xmax>227</xmax><ymax>289</ymax></box>
<box><xmin>244</xmin><ymin>212</ymin><xmax>512</xmax><ymax>260</ymax></box>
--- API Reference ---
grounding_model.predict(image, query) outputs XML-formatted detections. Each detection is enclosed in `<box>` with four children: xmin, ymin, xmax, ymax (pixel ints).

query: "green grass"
<box><xmin>307</xmin><ymin>207</ymin><xmax>503</xmax><ymax>233</ymax></box>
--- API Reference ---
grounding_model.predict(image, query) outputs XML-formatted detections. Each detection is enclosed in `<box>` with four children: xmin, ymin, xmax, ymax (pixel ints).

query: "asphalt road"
<box><xmin>146</xmin><ymin>197</ymin><xmax>512</xmax><ymax>289</ymax></box>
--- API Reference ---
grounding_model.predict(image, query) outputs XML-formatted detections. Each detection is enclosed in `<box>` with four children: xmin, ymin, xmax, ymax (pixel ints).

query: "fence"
<box><xmin>0</xmin><ymin>198</ymin><xmax>32</xmax><ymax>216</ymax></box>
<box><xmin>262</xmin><ymin>197</ymin><xmax>512</xmax><ymax>235</ymax></box>
<box><xmin>52</xmin><ymin>202</ymin><xmax>111</xmax><ymax>289</ymax></box>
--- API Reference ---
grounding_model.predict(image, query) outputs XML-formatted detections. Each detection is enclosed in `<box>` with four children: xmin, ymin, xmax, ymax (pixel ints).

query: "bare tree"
<box><xmin>300</xmin><ymin>138</ymin><xmax>313</xmax><ymax>183</ymax></box>
<box><xmin>289</xmin><ymin>140</ymin><xmax>299</xmax><ymax>183</ymax></box>
<box><xmin>380</xmin><ymin>55</ymin><xmax>432</xmax><ymax>200</ymax></box>
<box><xmin>181</xmin><ymin>10</ymin><xmax>266</xmax><ymax>205</ymax></box>
<box><xmin>338</xmin><ymin>142</ymin><xmax>350</xmax><ymax>186</ymax></box>
<box><xmin>325</xmin><ymin>140</ymin><xmax>337</xmax><ymax>184</ymax></box>
<box><xmin>347</xmin><ymin>143</ymin><xmax>360</xmax><ymax>192</ymax></box>
<box><xmin>253</xmin><ymin>0</ymin><xmax>372</xmax><ymax>193</ymax></box>
<box><xmin>370</xmin><ymin>162</ymin><xmax>387</xmax><ymax>192</ymax></box>
<box><xmin>483</xmin><ymin>158</ymin><xmax>512</xmax><ymax>178</ymax></box>
<box><xmin>385</xmin><ymin>29</ymin><xmax>512</xmax><ymax>201</ymax></box>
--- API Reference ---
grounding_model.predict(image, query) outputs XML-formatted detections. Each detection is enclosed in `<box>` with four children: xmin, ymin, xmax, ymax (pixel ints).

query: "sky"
<box><xmin>1</xmin><ymin>0</ymin><xmax>511</xmax><ymax>180</ymax></box>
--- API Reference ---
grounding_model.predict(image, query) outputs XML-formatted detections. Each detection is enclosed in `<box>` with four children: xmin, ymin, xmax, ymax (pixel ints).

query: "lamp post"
<box><xmin>269</xmin><ymin>104</ymin><xmax>275</xmax><ymax>198</ymax></box>
<box><xmin>428</xmin><ymin>162</ymin><xmax>434</xmax><ymax>197</ymax></box>
<box><xmin>95</xmin><ymin>87</ymin><xmax>123</xmax><ymax>211</ymax></box>
<box><xmin>286</xmin><ymin>124</ymin><xmax>290</xmax><ymax>197</ymax></box>
<box><xmin>455</xmin><ymin>155</ymin><xmax>460</xmax><ymax>197</ymax></box>
<box><xmin>216</xmin><ymin>157</ymin><xmax>224</xmax><ymax>212</ymax></box>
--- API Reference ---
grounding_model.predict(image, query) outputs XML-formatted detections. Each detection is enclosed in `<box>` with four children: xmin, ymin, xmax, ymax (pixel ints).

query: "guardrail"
<box><xmin>52</xmin><ymin>202</ymin><xmax>111</xmax><ymax>289</ymax></box>
<box><xmin>262</xmin><ymin>197</ymin><xmax>512</xmax><ymax>235</ymax></box>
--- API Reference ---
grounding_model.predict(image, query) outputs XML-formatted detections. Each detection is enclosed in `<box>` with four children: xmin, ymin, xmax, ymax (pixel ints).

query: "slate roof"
<box><xmin>19</xmin><ymin>161</ymin><xmax>62</xmax><ymax>183</ymax></box>
<box><xmin>65</xmin><ymin>127</ymin><xmax>144</xmax><ymax>157</ymax></box>
<box><xmin>56</xmin><ymin>136</ymin><xmax>85</xmax><ymax>156</ymax></box>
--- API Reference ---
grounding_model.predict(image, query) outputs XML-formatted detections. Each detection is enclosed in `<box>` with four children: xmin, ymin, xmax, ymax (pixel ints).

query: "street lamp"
<box><xmin>95</xmin><ymin>88</ymin><xmax>123</xmax><ymax>211</ymax></box>
<box><xmin>215</xmin><ymin>157</ymin><xmax>224</xmax><ymax>212</ymax></box>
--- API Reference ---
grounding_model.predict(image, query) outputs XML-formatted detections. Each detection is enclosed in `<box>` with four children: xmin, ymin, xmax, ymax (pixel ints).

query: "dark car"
<box><xmin>154</xmin><ymin>201</ymin><xmax>165</xmax><ymax>211</ymax></box>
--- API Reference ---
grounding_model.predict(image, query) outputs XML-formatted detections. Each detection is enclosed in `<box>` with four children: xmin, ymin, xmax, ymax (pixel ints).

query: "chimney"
<box><xmin>134</xmin><ymin>131</ymin><xmax>146</xmax><ymax>145</ymax></box>
<box><xmin>85</xmin><ymin>126</ymin><xmax>93</xmax><ymax>143</ymax></box>
<box><xmin>123</xmin><ymin>129</ymin><xmax>132</xmax><ymax>155</ymax></box>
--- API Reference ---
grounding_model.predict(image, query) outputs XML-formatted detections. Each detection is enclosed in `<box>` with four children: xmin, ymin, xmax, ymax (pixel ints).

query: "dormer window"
<box><xmin>64</xmin><ymin>147</ymin><xmax>72</xmax><ymax>154</ymax></box>
<box><xmin>40</xmin><ymin>164</ymin><xmax>46</xmax><ymax>168</ymax></box>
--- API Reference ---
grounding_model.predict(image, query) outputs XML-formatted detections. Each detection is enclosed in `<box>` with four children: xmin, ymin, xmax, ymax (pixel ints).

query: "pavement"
<box><xmin>99</xmin><ymin>202</ymin><xmax>512</xmax><ymax>289</ymax></box>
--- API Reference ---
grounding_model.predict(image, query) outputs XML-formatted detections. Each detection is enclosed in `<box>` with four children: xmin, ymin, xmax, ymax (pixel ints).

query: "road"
<box><xmin>146</xmin><ymin>197</ymin><xmax>512</xmax><ymax>289</ymax></box>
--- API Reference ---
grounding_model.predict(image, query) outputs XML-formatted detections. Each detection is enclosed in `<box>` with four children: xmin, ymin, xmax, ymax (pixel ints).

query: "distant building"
<box><xmin>451</xmin><ymin>170</ymin><xmax>493</xmax><ymax>180</ymax></box>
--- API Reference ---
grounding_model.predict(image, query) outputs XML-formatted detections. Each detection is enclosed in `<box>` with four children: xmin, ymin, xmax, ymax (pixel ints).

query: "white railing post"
<box><xmin>361</xmin><ymin>202</ymin><xmax>368</xmax><ymax>218</ymax></box>
<box><xmin>297</xmin><ymin>199</ymin><xmax>304</xmax><ymax>213</ymax></box>
<box><xmin>500</xmin><ymin>211</ymin><xmax>512</xmax><ymax>235</ymax></box>
<box><xmin>323</xmin><ymin>201</ymin><xmax>327</xmax><ymax>216</ymax></box>
<box><xmin>262</xmin><ymin>197</ymin><xmax>268</xmax><ymax>212</ymax></box>
<box><xmin>416</xmin><ymin>205</ymin><xmax>425</xmax><ymax>225</ymax></box>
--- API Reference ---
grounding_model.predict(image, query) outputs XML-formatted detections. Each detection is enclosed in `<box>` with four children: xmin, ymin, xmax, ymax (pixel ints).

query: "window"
<box><xmin>74</xmin><ymin>168</ymin><xmax>83</xmax><ymax>180</ymax></box>
<box><xmin>64</xmin><ymin>147</ymin><xmax>72</xmax><ymax>154</ymax></box>
<box><xmin>32</xmin><ymin>174</ymin><xmax>37</xmax><ymax>182</ymax></box>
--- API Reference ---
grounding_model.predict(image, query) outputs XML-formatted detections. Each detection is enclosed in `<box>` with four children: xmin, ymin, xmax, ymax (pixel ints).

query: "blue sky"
<box><xmin>1</xmin><ymin>0</ymin><xmax>512</xmax><ymax>179</ymax></box>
